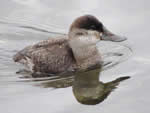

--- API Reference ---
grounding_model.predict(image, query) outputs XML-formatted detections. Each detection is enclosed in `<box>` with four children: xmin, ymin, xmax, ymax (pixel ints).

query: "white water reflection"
<box><xmin>134</xmin><ymin>57</ymin><xmax>150</xmax><ymax>65</ymax></box>
<box><xmin>0</xmin><ymin>40</ymin><xmax>6</xmax><ymax>44</ymax></box>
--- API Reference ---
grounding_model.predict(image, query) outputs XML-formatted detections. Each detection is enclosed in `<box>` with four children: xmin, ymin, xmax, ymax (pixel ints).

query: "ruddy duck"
<box><xmin>13</xmin><ymin>15</ymin><xmax>126</xmax><ymax>76</ymax></box>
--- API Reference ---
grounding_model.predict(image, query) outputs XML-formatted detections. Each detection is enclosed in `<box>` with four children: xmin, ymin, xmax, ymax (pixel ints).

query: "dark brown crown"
<box><xmin>70</xmin><ymin>15</ymin><xmax>104</xmax><ymax>32</ymax></box>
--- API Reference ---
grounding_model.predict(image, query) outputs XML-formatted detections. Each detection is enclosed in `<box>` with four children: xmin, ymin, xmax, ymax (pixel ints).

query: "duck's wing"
<box><xmin>13</xmin><ymin>36</ymin><xmax>67</xmax><ymax>61</ymax></box>
<box><xmin>13</xmin><ymin>36</ymin><xmax>76</xmax><ymax>74</ymax></box>
<box><xmin>34</xmin><ymin>36</ymin><xmax>68</xmax><ymax>48</ymax></box>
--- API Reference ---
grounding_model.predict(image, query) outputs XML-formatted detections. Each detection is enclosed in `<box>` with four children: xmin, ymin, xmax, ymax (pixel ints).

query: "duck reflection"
<box><xmin>73</xmin><ymin>68</ymin><xmax>130</xmax><ymax>105</ymax></box>
<box><xmin>37</xmin><ymin>66</ymin><xmax>130</xmax><ymax>105</ymax></box>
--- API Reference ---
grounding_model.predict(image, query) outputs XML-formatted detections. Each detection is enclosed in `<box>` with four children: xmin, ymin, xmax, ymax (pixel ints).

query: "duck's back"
<box><xmin>13</xmin><ymin>37</ymin><xmax>76</xmax><ymax>74</ymax></box>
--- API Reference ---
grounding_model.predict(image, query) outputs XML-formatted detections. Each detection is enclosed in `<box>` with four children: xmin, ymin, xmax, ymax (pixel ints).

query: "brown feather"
<box><xmin>13</xmin><ymin>37</ymin><xmax>77</xmax><ymax>74</ymax></box>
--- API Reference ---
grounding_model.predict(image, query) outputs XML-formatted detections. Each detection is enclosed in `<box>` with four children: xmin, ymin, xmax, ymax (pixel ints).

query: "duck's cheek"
<box><xmin>76</xmin><ymin>35</ymin><xmax>98</xmax><ymax>45</ymax></box>
<box><xmin>84</xmin><ymin>36</ymin><xmax>99</xmax><ymax>45</ymax></box>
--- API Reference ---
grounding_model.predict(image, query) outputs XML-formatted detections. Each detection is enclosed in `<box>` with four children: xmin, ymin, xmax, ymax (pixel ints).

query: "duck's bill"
<box><xmin>101</xmin><ymin>27</ymin><xmax>127</xmax><ymax>42</ymax></box>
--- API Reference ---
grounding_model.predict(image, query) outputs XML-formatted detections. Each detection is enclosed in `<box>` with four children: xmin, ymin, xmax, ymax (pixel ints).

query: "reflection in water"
<box><xmin>73</xmin><ymin>68</ymin><xmax>130</xmax><ymax>105</ymax></box>
<box><xmin>37</xmin><ymin>66</ymin><xmax>130</xmax><ymax>105</ymax></box>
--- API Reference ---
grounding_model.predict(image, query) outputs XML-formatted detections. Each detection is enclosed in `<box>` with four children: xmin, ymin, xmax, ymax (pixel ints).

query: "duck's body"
<box><xmin>13</xmin><ymin>36</ymin><xmax>77</xmax><ymax>74</ymax></box>
<box><xmin>13</xmin><ymin>34</ymin><xmax>101</xmax><ymax>74</ymax></box>
<box><xmin>13</xmin><ymin>15</ymin><xmax>126</xmax><ymax>75</ymax></box>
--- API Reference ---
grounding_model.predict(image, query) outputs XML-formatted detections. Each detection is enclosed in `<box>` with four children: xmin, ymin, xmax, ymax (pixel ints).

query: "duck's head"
<box><xmin>69</xmin><ymin>15</ymin><xmax>127</xmax><ymax>42</ymax></box>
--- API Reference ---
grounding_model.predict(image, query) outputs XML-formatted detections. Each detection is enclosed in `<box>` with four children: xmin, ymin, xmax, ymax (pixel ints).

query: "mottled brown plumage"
<box><xmin>13</xmin><ymin>15</ymin><xmax>127</xmax><ymax>76</ymax></box>
<box><xmin>13</xmin><ymin>37</ymin><xmax>77</xmax><ymax>74</ymax></box>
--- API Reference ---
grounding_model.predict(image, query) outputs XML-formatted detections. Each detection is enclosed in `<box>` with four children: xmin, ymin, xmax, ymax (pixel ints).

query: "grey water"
<box><xmin>0</xmin><ymin>0</ymin><xmax>150</xmax><ymax>113</ymax></box>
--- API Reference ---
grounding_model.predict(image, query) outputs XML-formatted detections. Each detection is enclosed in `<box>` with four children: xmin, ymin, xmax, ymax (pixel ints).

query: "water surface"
<box><xmin>0</xmin><ymin>0</ymin><xmax>150</xmax><ymax>113</ymax></box>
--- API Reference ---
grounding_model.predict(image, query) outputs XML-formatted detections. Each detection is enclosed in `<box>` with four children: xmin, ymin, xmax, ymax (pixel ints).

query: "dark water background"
<box><xmin>0</xmin><ymin>0</ymin><xmax>150</xmax><ymax>113</ymax></box>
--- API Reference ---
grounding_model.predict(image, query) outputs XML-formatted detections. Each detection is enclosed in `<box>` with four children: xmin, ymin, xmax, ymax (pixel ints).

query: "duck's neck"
<box><xmin>74</xmin><ymin>69</ymin><xmax>101</xmax><ymax>86</ymax></box>
<box><xmin>69</xmin><ymin>39</ymin><xmax>101</xmax><ymax>69</ymax></box>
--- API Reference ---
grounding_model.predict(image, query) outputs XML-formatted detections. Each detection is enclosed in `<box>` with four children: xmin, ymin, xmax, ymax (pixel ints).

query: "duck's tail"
<box><xmin>13</xmin><ymin>52</ymin><xmax>23</xmax><ymax>62</ymax></box>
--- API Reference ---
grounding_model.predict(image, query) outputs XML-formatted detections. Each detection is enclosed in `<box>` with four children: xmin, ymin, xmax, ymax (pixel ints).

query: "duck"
<box><xmin>13</xmin><ymin>15</ymin><xmax>126</xmax><ymax>76</ymax></box>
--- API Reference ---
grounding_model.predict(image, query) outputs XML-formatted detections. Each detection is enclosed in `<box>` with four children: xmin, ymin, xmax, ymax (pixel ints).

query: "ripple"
<box><xmin>0</xmin><ymin>21</ymin><xmax>65</xmax><ymax>35</ymax></box>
